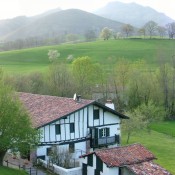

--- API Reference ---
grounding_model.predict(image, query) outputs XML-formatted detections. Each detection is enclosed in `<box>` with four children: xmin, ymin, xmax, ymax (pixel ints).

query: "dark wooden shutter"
<box><xmin>94</xmin><ymin>128</ymin><xmax>99</xmax><ymax>147</ymax></box>
<box><xmin>87</xmin><ymin>154</ymin><xmax>93</xmax><ymax>166</ymax></box>
<box><xmin>82</xmin><ymin>163</ymin><xmax>87</xmax><ymax>175</ymax></box>
<box><xmin>106</xmin><ymin>128</ymin><xmax>110</xmax><ymax>137</ymax></box>
<box><xmin>99</xmin><ymin>129</ymin><xmax>103</xmax><ymax>138</ymax></box>
<box><xmin>96</xmin><ymin>156</ymin><xmax>103</xmax><ymax>172</ymax></box>
<box><xmin>94</xmin><ymin>109</ymin><xmax>99</xmax><ymax>120</ymax></box>
<box><xmin>70</xmin><ymin>123</ymin><xmax>75</xmax><ymax>133</ymax></box>
<box><xmin>115</xmin><ymin>134</ymin><xmax>120</xmax><ymax>144</ymax></box>
<box><xmin>55</xmin><ymin>124</ymin><xmax>61</xmax><ymax>135</ymax></box>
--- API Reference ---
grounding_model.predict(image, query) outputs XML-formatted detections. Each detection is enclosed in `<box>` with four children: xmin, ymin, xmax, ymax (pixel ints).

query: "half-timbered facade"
<box><xmin>19</xmin><ymin>92</ymin><xmax>128</xmax><ymax>161</ymax></box>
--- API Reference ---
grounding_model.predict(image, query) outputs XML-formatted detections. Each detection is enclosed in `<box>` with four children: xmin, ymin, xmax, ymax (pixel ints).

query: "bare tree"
<box><xmin>144</xmin><ymin>21</ymin><xmax>158</xmax><ymax>38</ymax></box>
<box><xmin>166</xmin><ymin>22</ymin><xmax>175</xmax><ymax>39</ymax></box>
<box><xmin>138</xmin><ymin>28</ymin><xmax>146</xmax><ymax>38</ymax></box>
<box><xmin>121</xmin><ymin>24</ymin><xmax>134</xmax><ymax>38</ymax></box>
<box><xmin>157</xmin><ymin>26</ymin><xmax>166</xmax><ymax>38</ymax></box>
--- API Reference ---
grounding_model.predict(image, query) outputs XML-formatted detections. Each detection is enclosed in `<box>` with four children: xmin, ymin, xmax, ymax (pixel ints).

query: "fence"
<box><xmin>4</xmin><ymin>160</ymin><xmax>38</xmax><ymax>175</ymax></box>
<box><xmin>39</xmin><ymin>159</ymin><xmax>82</xmax><ymax>175</ymax></box>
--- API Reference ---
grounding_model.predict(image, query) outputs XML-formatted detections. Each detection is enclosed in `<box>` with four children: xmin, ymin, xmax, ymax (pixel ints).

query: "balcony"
<box><xmin>91</xmin><ymin>135</ymin><xmax>120</xmax><ymax>148</ymax></box>
<box><xmin>98</xmin><ymin>136</ymin><xmax>116</xmax><ymax>145</ymax></box>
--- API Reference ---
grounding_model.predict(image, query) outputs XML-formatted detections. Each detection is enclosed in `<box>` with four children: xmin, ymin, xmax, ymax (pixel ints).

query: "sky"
<box><xmin>0</xmin><ymin>0</ymin><xmax>175</xmax><ymax>20</ymax></box>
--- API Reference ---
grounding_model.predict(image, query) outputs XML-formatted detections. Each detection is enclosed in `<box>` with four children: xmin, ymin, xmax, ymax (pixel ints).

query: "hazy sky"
<box><xmin>0</xmin><ymin>0</ymin><xmax>175</xmax><ymax>20</ymax></box>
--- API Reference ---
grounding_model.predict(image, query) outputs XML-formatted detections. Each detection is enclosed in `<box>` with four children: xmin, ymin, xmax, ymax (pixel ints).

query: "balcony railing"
<box><xmin>98</xmin><ymin>136</ymin><xmax>116</xmax><ymax>145</ymax></box>
<box><xmin>91</xmin><ymin>135</ymin><xmax>119</xmax><ymax>148</ymax></box>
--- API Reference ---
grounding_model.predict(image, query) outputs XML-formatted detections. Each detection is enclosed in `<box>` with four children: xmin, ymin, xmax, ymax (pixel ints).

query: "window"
<box><xmin>88</xmin><ymin>154</ymin><xmax>93</xmax><ymax>167</ymax></box>
<box><xmin>94</xmin><ymin>109</ymin><xmax>99</xmax><ymax>120</ymax></box>
<box><xmin>70</xmin><ymin>123</ymin><xmax>75</xmax><ymax>133</ymax></box>
<box><xmin>55</xmin><ymin>124</ymin><xmax>61</xmax><ymax>135</ymax></box>
<box><xmin>46</xmin><ymin>147</ymin><xmax>52</xmax><ymax>156</ymax></box>
<box><xmin>69</xmin><ymin>143</ymin><xmax>75</xmax><ymax>153</ymax></box>
<box><xmin>99</xmin><ymin>128</ymin><xmax>110</xmax><ymax>138</ymax></box>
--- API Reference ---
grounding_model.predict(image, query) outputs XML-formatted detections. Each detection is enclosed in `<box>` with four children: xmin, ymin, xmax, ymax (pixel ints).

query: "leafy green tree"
<box><xmin>0</xmin><ymin>81</ymin><xmax>39</xmax><ymax>165</ymax></box>
<box><xmin>72</xmin><ymin>56</ymin><xmax>104</xmax><ymax>97</ymax></box>
<box><xmin>122</xmin><ymin>110</ymin><xmax>145</xmax><ymax>144</ymax></box>
<box><xmin>122</xmin><ymin>101</ymin><xmax>165</xmax><ymax>143</ymax></box>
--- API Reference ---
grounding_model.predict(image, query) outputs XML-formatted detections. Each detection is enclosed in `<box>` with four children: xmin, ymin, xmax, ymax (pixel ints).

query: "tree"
<box><xmin>138</xmin><ymin>28</ymin><xmax>146</xmax><ymax>38</ymax></box>
<box><xmin>166</xmin><ymin>22</ymin><xmax>175</xmax><ymax>39</ymax></box>
<box><xmin>121</xmin><ymin>24</ymin><xmax>134</xmax><ymax>37</ymax></box>
<box><xmin>144</xmin><ymin>21</ymin><xmax>158</xmax><ymax>38</ymax></box>
<box><xmin>157</xmin><ymin>26</ymin><xmax>166</xmax><ymax>38</ymax></box>
<box><xmin>122</xmin><ymin>110</ymin><xmax>145</xmax><ymax>144</ymax></box>
<box><xmin>0</xmin><ymin>82</ymin><xmax>39</xmax><ymax>165</ymax></box>
<box><xmin>100</xmin><ymin>27</ymin><xmax>112</xmax><ymax>40</ymax></box>
<box><xmin>85</xmin><ymin>30</ymin><xmax>96</xmax><ymax>41</ymax></box>
<box><xmin>48</xmin><ymin>63</ymin><xmax>75</xmax><ymax>97</ymax></box>
<box><xmin>48</xmin><ymin>50</ymin><xmax>60</xmax><ymax>62</ymax></box>
<box><xmin>122</xmin><ymin>101</ymin><xmax>165</xmax><ymax>144</ymax></box>
<box><xmin>72</xmin><ymin>56</ymin><xmax>103</xmax><ymax>97</ymax></box>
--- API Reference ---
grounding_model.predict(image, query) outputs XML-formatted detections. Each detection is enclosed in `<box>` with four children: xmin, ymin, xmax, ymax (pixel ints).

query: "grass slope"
<box><xmin>0</xmin><ymin>39</ymin><xmax>174</xmax><ymax>74</ymax></box>
<box><xmin>0</xmin><ymin>167</ymin><xmax>26</xmax><ymax>175</ymax></box>
<box><xmin>150</xmin><ymin>121</ymin><xmax>175</xmax><ymax>137</ymax></box>
<box><xmin>122</xmin><ymin>128</ymin><xmax>175</xmax><ymax>174</ymax></box>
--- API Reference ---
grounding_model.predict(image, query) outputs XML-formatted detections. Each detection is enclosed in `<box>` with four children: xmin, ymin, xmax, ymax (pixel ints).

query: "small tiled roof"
<box><xmin>81</xmin><ymin>143</ymin><xmax>155</xmax><ymax>167</ymax></box>
<box><xmin>127</xmin><ymin>161</ymin><xmax>172</xmax><ymax>175</ymax></box>
<box><xmin>18</xmin><ymin>92</ymin><xmax>94</xmax><ymax>128</ymax></box>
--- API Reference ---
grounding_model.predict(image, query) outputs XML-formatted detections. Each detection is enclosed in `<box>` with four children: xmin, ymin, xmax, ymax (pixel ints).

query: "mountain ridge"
<box><xmin>94</xmin><ymin>1</ymin><xmax>174</xmax><ymax>27</ymax></box>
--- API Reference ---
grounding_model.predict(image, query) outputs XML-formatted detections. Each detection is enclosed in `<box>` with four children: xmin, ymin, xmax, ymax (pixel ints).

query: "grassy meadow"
<box><xmin>0</xmin><ymin>39</ymin><xmax>175</xmax><ymax>74</ymax></box>
<box><xmin>122</xmin><ymin>121</ymin><xmax>175</xmax><ymax>174</ymax></box>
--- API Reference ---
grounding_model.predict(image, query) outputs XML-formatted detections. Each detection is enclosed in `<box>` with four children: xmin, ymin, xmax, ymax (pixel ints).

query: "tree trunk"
<box><xmin>126</xmin><ymin>132</ymin><xmax>131</xmax><ymax>144</ymax></box>
<box><xmin>0</xmin><ymin>150</ymin><xmax>7</xmax><ymax>166</ymax></box>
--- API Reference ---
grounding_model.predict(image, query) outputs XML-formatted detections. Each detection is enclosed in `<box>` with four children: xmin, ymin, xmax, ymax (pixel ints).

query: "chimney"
<box><xmin>105</xmin><ymin>100</ymin><xmax>115</xmax><ymax>110</ymax></box>
<box><xmin>76</xmin><ymin>95</ymin><xmax>81</xmax><ymax>102</ymax></box>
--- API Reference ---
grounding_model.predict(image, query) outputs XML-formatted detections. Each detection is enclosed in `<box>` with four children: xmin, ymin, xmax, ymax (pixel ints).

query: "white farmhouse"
<box><xmin>19</xmin><ymin>92</ymin><xmax>128</xmax><ymax>161</ymax></box>
<box><xmin>79</xmin><ymin>143</ymin><xmax>172</xmax><ymax>175</ymax></box>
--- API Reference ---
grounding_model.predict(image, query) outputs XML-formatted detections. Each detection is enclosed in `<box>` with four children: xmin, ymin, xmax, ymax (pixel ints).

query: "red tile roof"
<box><xmin>18</xmin><ymin>92</ymin><xmax>94</xmax><ymax>128</ymax></box>
<box><xmin>127</xmin><ymin>161</ymin><xmax>172</xmax><ymax>175</ymax></box>
<box><xmin>81</xmin><ymin>144</ymin><xmax>155</xmax><ymax>167</ymax></box>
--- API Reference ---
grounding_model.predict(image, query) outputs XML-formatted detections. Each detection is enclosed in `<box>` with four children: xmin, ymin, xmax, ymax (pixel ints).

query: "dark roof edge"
<box><xmin>93</xmin><ymin>101</ymin><xmax>129</xmax><ymax>119</ymax></box>
<box><xmin>37</xmin><ymin>100</ymin><xmax>129</xmax><ymax>129</ymax></box>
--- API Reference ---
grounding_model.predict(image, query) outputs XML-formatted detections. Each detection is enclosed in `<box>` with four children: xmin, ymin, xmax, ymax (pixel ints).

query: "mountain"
<box><xmin>94</xmin><ymin>1</ymin><xmax>174</xmax><ymax>27</ymax></box>
<box><xmin>0</xmin><ymin>9</ymin><xmax>124</xmax><ymax>41</ymax></box>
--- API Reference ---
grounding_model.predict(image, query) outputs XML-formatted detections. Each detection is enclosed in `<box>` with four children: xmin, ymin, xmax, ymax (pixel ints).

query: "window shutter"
<box><xmin>106</xmin><ymin>128</ymin><xmax>110</xmax><ymax>137</ymax></box>
<box><xmin>70</xmin><ymin>123</ymin><xmax>75</xmax><ymax>133</ymax></box>
<box><xmin>99</xmin><ymin>129</ymin><xmax>102</xmax><ymax>138</ymax></box>
<box><xmin>88</xmin><ymin>154</ymin><xmax>93</xmax><ymax>166</ymax></box>
<box><xmin>96</xmin><ymin>156</ymin><xmax>103</xmax><ymax>172</ymax></box>
<box><xmin>55</xmin><ymin>124</ymin><xmax>61</xmax><ymax>135</ymax></box>
<box><xmin>115</xmin><ymin>134</ymin><xmax>120</xmax><ymax>144</ymax></box>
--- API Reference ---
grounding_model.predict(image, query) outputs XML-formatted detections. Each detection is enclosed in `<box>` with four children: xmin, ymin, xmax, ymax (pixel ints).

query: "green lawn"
<box><xmin>122</xmin><ymin>129</ymin><xmax>175</xmax><ymax>174</ymax></box>
<box><xmin>0</xmin><ymin>39</ymin><xmax>174</xmax><ymax>74</ymax></box>
<box><xmin>150</xmin><ymin>121</ymin><xmax>175</xmax><ymax>137</ymax></box>
<box><xmin>0</xmin><ymin>166</ymin><xmax>26</xmax><ymax>175</ymax></box>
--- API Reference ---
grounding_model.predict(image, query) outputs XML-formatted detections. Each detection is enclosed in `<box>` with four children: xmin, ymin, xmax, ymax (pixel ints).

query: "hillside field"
<box><xmin>122</xmin><ymin>121</ymin><xmax>175</xmax><ymax>174</ymax></box>
<box><xmin>0</xmin><ymin>39</ymin><xmax>174</xmax><ymax>74</ymax></box>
